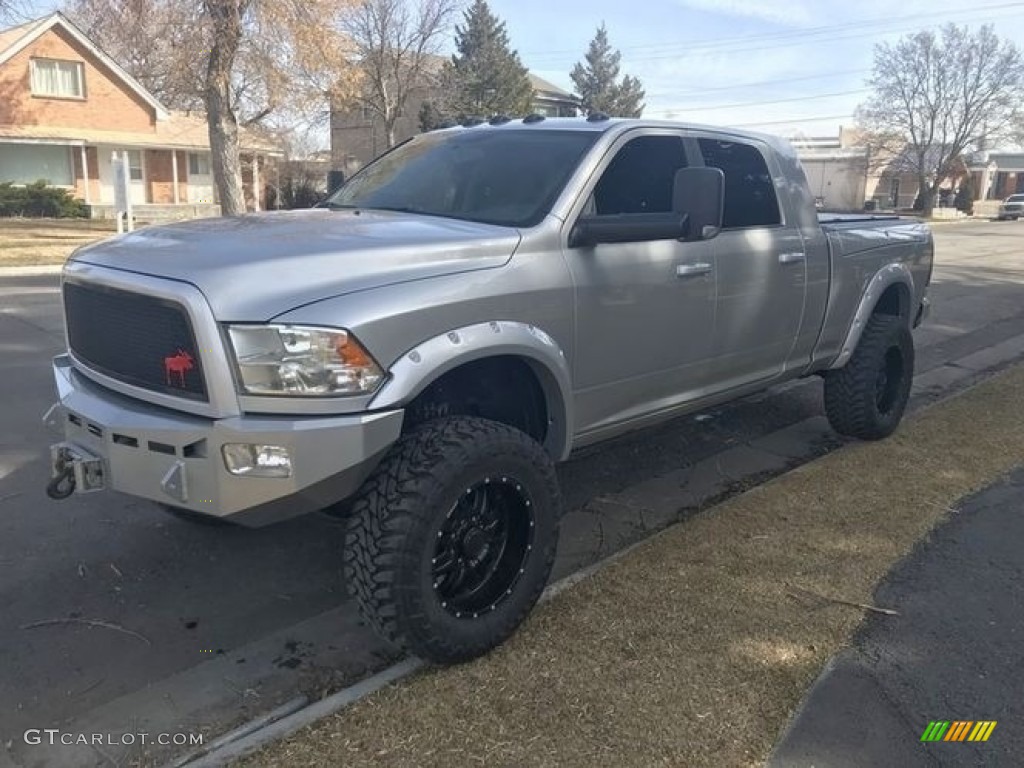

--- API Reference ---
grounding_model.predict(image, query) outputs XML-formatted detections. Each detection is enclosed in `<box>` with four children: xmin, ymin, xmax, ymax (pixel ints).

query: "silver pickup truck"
<box><xmin>45</xmin><ymin>116</ymin><xmax>933</xmax><ymax>663</ymax></box>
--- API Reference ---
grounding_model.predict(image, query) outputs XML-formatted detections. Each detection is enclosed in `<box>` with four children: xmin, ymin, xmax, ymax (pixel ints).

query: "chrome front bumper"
<box><xmin>45</xmin><ymin>355</ymin><xmax>404</xmax><ymax>526</ymax></box>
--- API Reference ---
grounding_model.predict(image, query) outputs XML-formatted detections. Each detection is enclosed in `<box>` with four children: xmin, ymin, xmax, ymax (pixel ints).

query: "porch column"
<box><xmin>79</xmin><ymin>145</ymin><xmax>91</xmax><ymax>205</ymax></box>
<box><xmin>252</xmin><ymin>154</ymin><xmax>260</xmax><ymax>212</ymax></box>
<box><xmin>171</xmin><ymin>150</ymin><xmax>180</xmax><ymax>204</ymax></box>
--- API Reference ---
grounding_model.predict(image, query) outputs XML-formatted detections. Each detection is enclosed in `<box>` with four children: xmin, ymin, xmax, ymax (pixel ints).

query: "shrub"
<box><xmin>955</xmin><ymin>177</ymin><xmax>975</xmax><ymax>215</ymax></box>
<box><xmin>265</xmin><ymin>169</ymin><xmax>327</xmax><ymax>210</ymax></box>
<box><xmin>0</xmin><ymin>181</ymin><xmax>87</xmax><ymax>218</ymax></box>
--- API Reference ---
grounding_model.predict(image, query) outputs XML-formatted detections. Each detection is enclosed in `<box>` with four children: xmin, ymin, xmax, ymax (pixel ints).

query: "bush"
<box><xmin>0</xmin><ymin>181</ymin><xmax>87</xmax><ymax>218</ymax></box>
<box><xmin>955</xmin><ymin>178</ymin><xmax>975</xmax><ymax>215</ymax></box>
<box><xmin>265</xmin><ymin>170</ymin><xmax>326</xmax><ymax>210</ymax></box>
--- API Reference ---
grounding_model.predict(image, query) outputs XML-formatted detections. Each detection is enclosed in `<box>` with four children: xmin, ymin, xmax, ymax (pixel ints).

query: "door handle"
<box><xmin>778</xmin><ymin>252</ymin><xmax>806</xmax><ymax>264</ymax></box>
<box><xmin>676</xmin><ymin>262</ymin><xmax>712</xmax><ymax>278</ymax></box>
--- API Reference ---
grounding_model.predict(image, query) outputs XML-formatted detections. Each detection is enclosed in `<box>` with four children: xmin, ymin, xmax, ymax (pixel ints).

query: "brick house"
<box><xmin>331</xmin><ymin>61</ymin><xmax>580</xmax><ymax>173</ymax></box>
<box><xmin>0</xmin><ymin>13</ymin><xmax>280</xmax><ymax>218</ymax></box>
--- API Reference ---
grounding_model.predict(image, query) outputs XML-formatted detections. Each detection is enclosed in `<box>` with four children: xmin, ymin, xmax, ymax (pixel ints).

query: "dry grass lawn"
<box><xmin>0</xmin><ymin>218</ymin><xmax>118</xmax><ymax>266</ymax></box>
<box><xmin>241</xmin><ymin>367</ymin><xmax>1024</xmax><ymax>768</ymax></box>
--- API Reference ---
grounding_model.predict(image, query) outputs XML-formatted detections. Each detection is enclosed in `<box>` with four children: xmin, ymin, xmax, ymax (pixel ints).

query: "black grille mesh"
<box><xmin>63</xmin><ymin>281</ymin><xmax>207</xmax><ymax>401</ymax></box>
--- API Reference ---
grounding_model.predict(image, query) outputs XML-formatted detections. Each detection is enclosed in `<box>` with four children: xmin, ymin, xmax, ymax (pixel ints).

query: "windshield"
<box><xmin>1007</xmin><ymin>195</ymin><xmax>1024</xmax><ymax>202</ymax></box>
<box><xmin>325</xmin><ymin>129</ymin><xmax>597</xmax><ymax>228</ymax></box>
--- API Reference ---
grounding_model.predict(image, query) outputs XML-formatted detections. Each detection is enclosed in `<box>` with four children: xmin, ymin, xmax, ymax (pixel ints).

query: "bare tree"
<box><xmin>204</xmin><ymin>0</ymin><xmax>247</xmax><ymax>215</ymax></box>
<box><xmin>857</xmin><ymin>24</ymin><xmax>1024</xmax><ymax>217</ymax></box>
<box><xmin>66</xmin><ymin>0</ymin><xmax>358</xmax><ymax>216</ymax></box>
<box><xmin>342</xmin><ymin>0</ymin><xmax>457</xmax><ymax>149</ymax></box>
<box><xmin>0</xmin><ymin>0</ymin><xmax>33</xmax><ymax>23</ymax></box>
<box><xmin>65</xmin><ymin>0</ymin><xmax>206</xmax><ymax>112</ymax></box>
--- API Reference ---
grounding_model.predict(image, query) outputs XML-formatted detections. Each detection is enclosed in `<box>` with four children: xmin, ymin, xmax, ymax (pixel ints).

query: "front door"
<box><xmin>691</xmin><ymin>134</ymin><xmax>807</xmax><ymax>389</ymax></box>
<box><xmin>122</xmin><ymin>149</ymin><xmax>146</xmax><ymax>205</ymax></box>
<box><xmin>98</xmin><ymin>148</ymin><xmax>147</xmax><ymax>206</ymax></box>
<box><xmin>187</xmin><ymin>152</ymin><xmax>215</xmax><ymax>204</ymax></box>
<box><xmin>562</xmin><ymin>130</ymin><xmax>718</xmax><ymax>438</ymax></box>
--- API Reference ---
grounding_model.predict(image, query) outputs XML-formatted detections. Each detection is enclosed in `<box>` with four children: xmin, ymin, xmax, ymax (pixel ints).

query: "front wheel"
<box><xmin>343</xmin><ymin>416</ymin><xmax>561</xmax><ymax>664</ymax></box>
<box><xmin>824</xmin><ymin>314</ymin><xmax>915</xmax><ymax>440</ymax></box>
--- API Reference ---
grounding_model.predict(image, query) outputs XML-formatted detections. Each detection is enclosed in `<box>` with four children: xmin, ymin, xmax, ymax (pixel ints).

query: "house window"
<box><xmin>188</xmin><ymin>152</ymin><xmax>211</xmax><ymax>175</ymax></box>
<box><xmin>0</xmin><ymin>143</ymin><xmax>73</xmax><ymax>185</ymax></box>
<box><xmin>30</xmin><ymin>59</ymin><xmax>85</xmax><ymax>98</ymax></box>
<box><xmin>125</xmin><ymin>150</ymin><xmax>143</xmax><ymax>181</ymax></box>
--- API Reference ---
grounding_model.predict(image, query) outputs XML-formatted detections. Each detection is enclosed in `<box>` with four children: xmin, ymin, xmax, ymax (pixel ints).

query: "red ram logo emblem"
<box><xmin>164</xmin><ymin>349</ymin><xmax>195</xmax><ymax>388</ymax></box>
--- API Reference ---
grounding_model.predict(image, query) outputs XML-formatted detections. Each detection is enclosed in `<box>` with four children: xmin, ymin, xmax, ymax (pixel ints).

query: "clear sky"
<box><xmin>15</xmin><ymin>0</ymin><xmax>1024</xmax><ymax>141</ymax></box>
<box><xmin>487</xmin><ymin>0</ymin><xmax>1024</xmax><ymax>139</ymax></box>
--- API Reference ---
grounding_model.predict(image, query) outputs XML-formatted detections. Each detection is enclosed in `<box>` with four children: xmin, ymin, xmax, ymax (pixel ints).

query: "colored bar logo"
<box><xmin>921</xmin><ymin>721</ymin><xmax>997</xmax><ymax>742</ymax></box>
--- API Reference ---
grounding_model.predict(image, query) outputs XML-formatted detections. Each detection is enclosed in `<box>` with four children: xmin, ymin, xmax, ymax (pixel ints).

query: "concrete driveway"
<box><xmin>2</xmin><ymin>219</ymin><xmax>1024</xmax><ymax>767</ymax></box>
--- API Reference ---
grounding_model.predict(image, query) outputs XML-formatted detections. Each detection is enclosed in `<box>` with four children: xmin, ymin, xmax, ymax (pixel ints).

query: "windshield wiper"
<box><xmin>318</xmin><ymin>201</ymin><xmax>358</xmax><ymax>210</ymax></box>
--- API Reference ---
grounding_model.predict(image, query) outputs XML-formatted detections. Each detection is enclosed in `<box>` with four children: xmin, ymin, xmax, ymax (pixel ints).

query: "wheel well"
<box><xmin>873</xmin><ymin>283</ymin><xmax>910</xmax><ymax>319</ymax></box>
<box><xmin>403</xmin><ymin>356</ymin><xmax>548</xmax><ymax>445</ymax></box>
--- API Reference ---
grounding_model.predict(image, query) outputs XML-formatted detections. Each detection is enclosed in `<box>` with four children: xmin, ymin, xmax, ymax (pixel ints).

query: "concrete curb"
<box><xmin>170</xmin><ymin>658</ymin><xmax>425</xmax><ymax>767</ymax></box>
<box><xmin>170</xmin><ymin>537</ymin><xmax>658</xmax><ymax>768</ymax></box>
<box><xmin>0</xmin><ymin>264</ymin><xmax>63</xmax><ymax>276</ymax></box>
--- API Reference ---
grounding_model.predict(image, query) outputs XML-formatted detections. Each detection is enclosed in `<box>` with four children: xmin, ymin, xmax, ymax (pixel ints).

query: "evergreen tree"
<box><xmin>446</xmin><ymin>0</ymin><xmax>534</xmax><ymax>120</ymax></box>
<box><xmin>418</xmin><ymin>100</ymin><xmax>449</xmax><ymax>132</ymax></box>
<box><xmin>571</xmin><ymin>24</ymin><xmax>645</xmax><ymax>117</ymax></box>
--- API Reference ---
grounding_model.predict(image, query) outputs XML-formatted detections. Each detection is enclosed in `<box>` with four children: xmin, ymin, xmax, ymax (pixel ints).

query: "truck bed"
<box><xmin>817</xmin><ymin>212</ymin><xmax>905</xmax><ymax>227</ymax></box>
<box><xmin>818</xmin><ymin>212</ymin><xmax>929</xmax><ymax>258</ymax></box>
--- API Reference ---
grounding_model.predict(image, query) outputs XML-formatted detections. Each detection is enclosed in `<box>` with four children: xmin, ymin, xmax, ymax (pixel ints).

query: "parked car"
<box><xmin>44</xmin><ymin>117</ymin><xmax>934</xmax><ymax>664</ymax></box>
<box><xmin>997</xmin><ymin>193</ymin><xmax>1024</xmax><ymax>220</ymax></box>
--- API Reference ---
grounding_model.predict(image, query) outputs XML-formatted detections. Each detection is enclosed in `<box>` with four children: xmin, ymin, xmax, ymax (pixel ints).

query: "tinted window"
<box><xmin>326</xmin><ymin>129</ymin><xmax>597</xmax><ymax>227</ymax></box>
<box><xmin>592</xmin><ymin>135</ymin><xmax>688</xmax><ymax>215</ymax></box>
<box><xmin>1008</xmin><ymin>195</ymin><xmax>1024</xmax><ymax>202</ymax></box>
<box><xmin>697</xmin><ymin>138</ymin><xmax>780</xmax><ymax>228</ymax></box>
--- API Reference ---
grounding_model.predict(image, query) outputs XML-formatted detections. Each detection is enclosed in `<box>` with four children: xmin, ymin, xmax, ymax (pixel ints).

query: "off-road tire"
<box><xmin>824</xmin><ymin>314</ymin><xmax>914</xmax><ymax>440</ymax></box>
<box><xmin>343</xmin><ymin>416</ymin><xmax>561</xmax><ymax>664</ymax></box>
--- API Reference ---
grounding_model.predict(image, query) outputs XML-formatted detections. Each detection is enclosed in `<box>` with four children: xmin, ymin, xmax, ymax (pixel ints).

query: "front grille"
<box><xmin>63</xmin><ymin>281</ymin><xmax>208</xmax><ymax>401</ymax></box>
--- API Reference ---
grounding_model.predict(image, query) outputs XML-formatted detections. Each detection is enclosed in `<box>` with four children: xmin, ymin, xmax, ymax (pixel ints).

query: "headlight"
<box><xmin>226</xmin><ymin>325</ymin><xmax>384</xmax><ymax>396</ymax></box>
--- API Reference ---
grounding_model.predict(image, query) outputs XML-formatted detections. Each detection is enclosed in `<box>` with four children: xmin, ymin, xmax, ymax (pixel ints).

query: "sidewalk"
<box><xmin>236</xmin><ymin>366</ymin><xmax>1024</xmax><ymax>768</ymax></box>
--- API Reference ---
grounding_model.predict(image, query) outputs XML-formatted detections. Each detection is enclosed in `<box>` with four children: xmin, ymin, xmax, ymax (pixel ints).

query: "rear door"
<box><xmin>690</xmin><ymin>134</ymin><xmax>807</xmax><ymax>388</ymax></box>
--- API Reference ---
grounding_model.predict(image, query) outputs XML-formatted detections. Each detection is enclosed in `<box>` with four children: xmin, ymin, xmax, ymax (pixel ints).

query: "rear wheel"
<box><xmin>343</xmin><ymin>416</ymin><xmax>561</xmax><ymax>664</ymax></box>
<box><xmin>824</xmin><ymin>314</ymin><xmax>914</xmax><ymax>440</ymax></box>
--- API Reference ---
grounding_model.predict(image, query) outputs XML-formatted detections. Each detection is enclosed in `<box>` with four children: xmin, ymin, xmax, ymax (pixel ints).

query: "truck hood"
<box><xmin>70</xmin><ymin>209</ymin><xmax>521</xmax><ymax>320</ymax></box>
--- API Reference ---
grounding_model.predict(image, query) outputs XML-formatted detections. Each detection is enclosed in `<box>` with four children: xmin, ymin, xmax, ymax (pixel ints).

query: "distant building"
<box><xmin>789</xmin><ymin>129</ymin><xmax>870</xmax><ymax>210</ymax></box>
<box><xmin>0</xmin><ymin>13</ymin><xmax>280</xmax><ymax>218</ymax></box>
<box><xmin>966</xmin><ymin>151</ymin><xmax>1024</xmax><ymax>200</ymax></box>
<box><xmin>330</xmin><ymin>59</ymin><xmax>579</xmax><ymax>172</ymax></box>
<box><xmin>789</xmin><ymin>127</ymin><xmax>1024</xmax><ymax>211</ymax></box>
<box><xmin>527</xmin><ymin>73</ymin><xmax>580</xmax><ymax>118</ymax></box>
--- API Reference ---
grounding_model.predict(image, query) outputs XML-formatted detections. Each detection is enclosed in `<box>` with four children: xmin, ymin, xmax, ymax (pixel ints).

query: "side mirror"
<box><xmin>673</xmin><ymin>167</ymin><xmax>725</xmax><ymax>241</ymax></box>
<box><xmin>569</xmin><ymin>212</ymin><xmax>688</xmax><ymax>248</ymax></box>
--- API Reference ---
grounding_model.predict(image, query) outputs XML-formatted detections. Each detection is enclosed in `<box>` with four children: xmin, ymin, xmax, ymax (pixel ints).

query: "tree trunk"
<box><xmin>919</xmin><ymin>178</ymin><xmax>936</xmax><ymax>218</ymax></box>
<box><xmin>921</xmin><ymin>173</ymin><xmax>937</xmax><ymax>218</ymax></box>
<box><xmin>204</xmin><ymin>0</ymin><xmax>246</xmax><ymax>217</ymax></box>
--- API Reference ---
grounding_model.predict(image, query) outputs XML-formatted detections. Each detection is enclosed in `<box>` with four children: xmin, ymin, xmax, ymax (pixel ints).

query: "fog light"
<box><xmin>222</xmin><ymin>444</ymin><xmax>292</xmax><ymax>478</ymax></box>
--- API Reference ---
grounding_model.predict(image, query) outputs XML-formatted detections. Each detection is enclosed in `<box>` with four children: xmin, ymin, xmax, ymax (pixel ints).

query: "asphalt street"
<box><xmin>770</xmin><ymin>466</ymin><xmax>1024</xmax><ymax>768</ymax></box>
<box><xmin>1</xmin><ymin>219</ymin><xmax>1023</xmax><ymax>767</ymax></box>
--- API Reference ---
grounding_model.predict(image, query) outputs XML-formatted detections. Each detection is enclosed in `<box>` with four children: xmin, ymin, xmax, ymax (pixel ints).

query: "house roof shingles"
<box><xmin>0</xmin><ymin>112</ymin><xmax>281</xmax><ymax>153</ymax></box>
<box><xmin>528</xmin><ymin>73</ymin><xmax>574</xmax><ymax>99</ymax></box>
<box><xmin>0</xmin><ymin>13</ymin><xmax>280</xmax><ymax>154</ymax></box>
